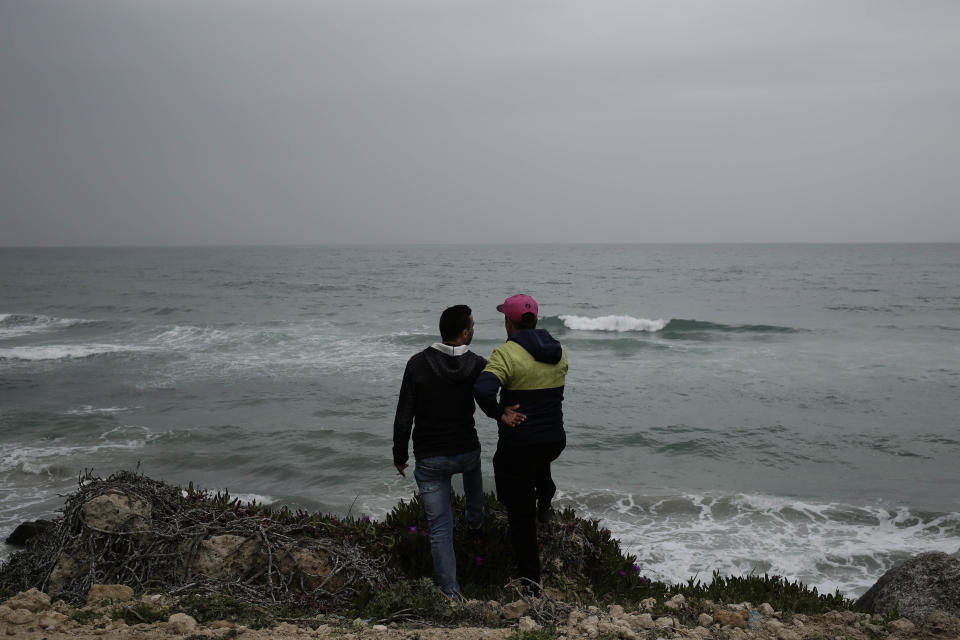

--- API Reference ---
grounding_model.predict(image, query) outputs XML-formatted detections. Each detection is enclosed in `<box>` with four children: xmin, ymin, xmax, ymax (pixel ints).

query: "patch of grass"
<box><xmin>673</xmin><ymin>572</ymin><xmax>858</xmax><ymax>616</ymax></box>
<box><xmin>507</xmin><ymin>629</ymin><xmax>560</xmax><ymax>640</ymax></box>
<box><xmin>110</xmin><ymin>601</ymin><xmax>167</xmax><ymax>625</ymax></box>
<box><xmin>359</xmin><ymin>577</ymin><xmax>460</xmax><ymax>625</ymax></box>
<box><xmin>183</xmin><ymin>633</ymin><xmax>239</xmax><ymax>640</ymax></box>
<box><xmin>177</xmin><ymin>593</ymin><xmax>275</xmax><ymax>629</ymax></box>
<box><xmin>69</xmin><ymin>608</ymin><xmax>102</xmax><ymax>625</ymax></box>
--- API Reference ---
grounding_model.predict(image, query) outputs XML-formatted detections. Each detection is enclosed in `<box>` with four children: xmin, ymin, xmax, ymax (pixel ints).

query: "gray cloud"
<box><xmin>2</xmin><ymin>0</ymin><xmax>959</xmax><ymax>245</ymax></box>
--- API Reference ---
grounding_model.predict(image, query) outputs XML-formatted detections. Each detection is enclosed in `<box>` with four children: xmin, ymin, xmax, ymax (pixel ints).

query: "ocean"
<box><xmin>1</xmin><ymin>244</ymin><xmax>958</xmax><ymax>598</ymax></box>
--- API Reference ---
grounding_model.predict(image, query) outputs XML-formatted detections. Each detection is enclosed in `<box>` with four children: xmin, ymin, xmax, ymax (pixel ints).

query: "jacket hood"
<box><xmin>509</xmin><ymin>329</ymin><xmax>563</xmax><ymax>364</ymax></box>
<box><xmin>423</xmin><ymin>347</ymin><xmax>479</xmax><ymax>382</ymax></box>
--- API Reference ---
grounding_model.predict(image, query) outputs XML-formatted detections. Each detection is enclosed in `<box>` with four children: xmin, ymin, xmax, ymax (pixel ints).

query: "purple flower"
<box><xmin>640</xmin><ymin>577</ymin><xmax>648</xmax><ymax>584</ymax></box>
<box><xmin>475</xmin><ymin>556</ymin><xmax>484</xmax><ymax>565</ymax></box>
<box><xmin>362</xmin><ymin>515</ymin><xmax>371</xmax><ymax>523</ymax></box>
<box><xmin>409</xmin><ymin>526</ymin><xmax>417</xmax><ymax>534</ymax></box>
<box><xmin>420</xmin><ymin>530</ymin><xmax>429</xmax><ymax>537</ymax></box>
<box><xmin>619</xmin><ymin>570</ymin><xmax>627</xmax><ymax>577</ymax></box>
<box><xmin>633</xmin><ymin>563</ymin><xmax>642</xmax><ymax>573</ymax></box>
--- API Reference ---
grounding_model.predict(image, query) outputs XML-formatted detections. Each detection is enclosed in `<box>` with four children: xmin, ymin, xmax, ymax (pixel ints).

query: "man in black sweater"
<box><xmin>392</xmin><ymin>304</ymin><xmax>489</xmax><ymax>595</ymax></box>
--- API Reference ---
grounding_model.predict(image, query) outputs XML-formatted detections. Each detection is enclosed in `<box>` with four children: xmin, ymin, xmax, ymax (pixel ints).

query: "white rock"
<box><xmin>3</xmin><ymin>589</ymin><xmax>51</xmax><ymax>613</ymax></box>
<box><xmin>629</xmin><ymin>613</ymin><xmax>655</xmax><ymax>631</ymax></box>
<box><xmin>640</xmin><ymin>598</ymin><xmax>656</xmax><ymax>611</ymax></box>
<box><xmin>168</xmin><ymin>612</ymin><xmax>197</xmax><ymax>634</ymax></box>
<box><xmin>87</xmin><ymin>584</ymin><xmax>134</xmax><ymax>605</ymax></box>
<box><xmin>608</xmin><ymin>604</ymin><xmax>625</xmax><ymax>619</ymax></box>
<box><xmin>502</xmin><ymin>599</ymin><xmax>530</xmax><ymax>620</ymax></box>
<box><xmin>373</xmin><ymin>625</ymin><xmax>388</xmax><ymax>631</ymax></box>
<box><xmin>579</xmin><ymin>615</ymin><xmax>600</xmax><ymax>638</ymax></box>
<box><xmin>5</xmin><ymin>609</ymin><xmax>33</xmax><ymax>625</ymax></box>
<box><xmin>888</xmin><ymin>618</ymin><xmax>916</xmax><ymax>633</ymax></box>
<box><xmin>655</xmin><ymin>616</ymin><xmax>675</xmax><ymax>629</ymax></box>
<box><xmin>758</xmin><ymin>602</ymin><xmax>775</xmax><ymax>617</ymax></box>
<box><xmin>38</xmin><ymin>612</ymin><xmax>67</xmax><ymax>630</ymax></box>
<box><xmin>518</xmin><ymin>616</ymin><xmax>541</xmax><ymax>632</ymax></box>
<box><xmin>82</xmin><ymin>492</ymin><xmax>151</xmax><ymax>532</ymax></box>
<box><xmin>697</xmin><ymin>613</ymin><xmax>713</xmax><ymax>627</ymax></box>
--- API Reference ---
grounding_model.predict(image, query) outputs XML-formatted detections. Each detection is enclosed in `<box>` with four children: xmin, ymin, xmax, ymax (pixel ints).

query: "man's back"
<box><xmin>393</xmin><ymin>346</ymin><xmax>487</xmax><ymax>465</ymax></box>
<box><xmin>476</xmin><ymin>328</ymin><xmax>568</xmax><ymax>446</ymax></box>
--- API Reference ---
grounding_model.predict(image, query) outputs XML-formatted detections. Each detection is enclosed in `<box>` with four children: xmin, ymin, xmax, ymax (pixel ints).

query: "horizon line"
<box><xmin>3</xmin><ymin>241</ymin><xmax>960</xmax><ymax>249</ymax></box>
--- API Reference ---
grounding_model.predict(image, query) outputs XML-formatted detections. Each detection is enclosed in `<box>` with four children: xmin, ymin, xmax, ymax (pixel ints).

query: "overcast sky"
<box><xmin>1</xmin><ymin>1</ymin><xmax>958</xmax><ymax>245</ymax></box>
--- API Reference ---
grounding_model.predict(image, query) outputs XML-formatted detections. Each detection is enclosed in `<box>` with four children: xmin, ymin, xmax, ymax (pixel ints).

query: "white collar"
<box><xmin>431</xmin><ymin>342</ymin><xmax>470</xmax><ymax>356</ymax></box>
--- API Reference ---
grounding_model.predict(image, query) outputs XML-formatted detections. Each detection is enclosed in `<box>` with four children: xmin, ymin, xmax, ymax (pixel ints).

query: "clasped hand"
<box><xmin>501</xmin><ymin>403</ymin><xmax>526</xmax><ymax>428</ymax></box>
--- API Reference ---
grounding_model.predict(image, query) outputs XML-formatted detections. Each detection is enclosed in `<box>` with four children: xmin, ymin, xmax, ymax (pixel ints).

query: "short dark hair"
<box><xmin>439</xmin><ymin>305</ymin><xmax>472</xmax><ymax>341</ymax></box>
<box><xmin>517</xmin><ymin>312</ymin><xmax>537</xmax><ymax>330</ymax></box>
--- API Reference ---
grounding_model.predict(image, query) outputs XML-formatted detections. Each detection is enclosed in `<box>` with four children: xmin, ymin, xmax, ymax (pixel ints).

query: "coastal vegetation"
<box><xmin>9</xmin><ymin>469</ymin><xmax>951</xmax><ymax>640</ymax></box>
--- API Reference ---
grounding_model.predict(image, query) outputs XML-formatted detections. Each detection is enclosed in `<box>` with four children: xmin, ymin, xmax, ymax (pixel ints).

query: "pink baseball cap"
<box><xmin>497</xmin><ymin>294</ymin><xmax>538</xmax><ymax>323</ymax></box>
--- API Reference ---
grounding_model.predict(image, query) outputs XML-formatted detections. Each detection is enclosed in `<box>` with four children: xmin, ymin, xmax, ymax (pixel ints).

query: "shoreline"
<box><xmin>2</xmin><ymin>471</ymin><xmax>959</xmax><ymax>639</ymax></box>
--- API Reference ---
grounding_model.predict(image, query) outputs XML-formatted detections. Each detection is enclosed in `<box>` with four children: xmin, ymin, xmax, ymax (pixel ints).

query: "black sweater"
<box><xmin>392</xmin><ymin>346</ymin><xmax>487</xmax><ymax>466</ymax></box>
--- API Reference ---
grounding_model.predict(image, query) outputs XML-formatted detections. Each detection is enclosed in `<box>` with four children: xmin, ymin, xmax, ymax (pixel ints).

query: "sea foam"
<box><xmin>0</xmin><ymin>344</ymin><xmax>147</xmax><ymax>361</ymax></box>
<box><xmin>0</xmin><ymin>313</ymin><xmax>94</xmax><ymax>339</ymax></box>
<box><xmin>558</xmin><ymin>488</ymin><xmax>960</xmax><ymax>598</ymax></box>
<box><xmin>558</xmin><ymin>314</ymin><xmax>667</xmax><ymax>332</ymax></box>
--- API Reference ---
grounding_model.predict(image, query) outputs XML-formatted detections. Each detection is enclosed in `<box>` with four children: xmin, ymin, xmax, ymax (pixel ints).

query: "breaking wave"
<box><xmin>543</xmin><ymin>315</ymin><xmax>798</xmax><ymax>335</ymax></box>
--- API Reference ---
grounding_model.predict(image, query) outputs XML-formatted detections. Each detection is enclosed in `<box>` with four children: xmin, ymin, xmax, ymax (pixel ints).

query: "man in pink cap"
<box><xmin>474</xmin><ymin>294</ymin><xmax>568</xmax><ymax>592</ymax></box>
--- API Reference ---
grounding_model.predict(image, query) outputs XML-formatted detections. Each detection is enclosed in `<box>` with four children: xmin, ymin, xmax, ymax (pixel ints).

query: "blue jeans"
<box><xmin>414</xmin><ymin>448</ymin><xmax>484</xmax><ymax>594</ymax></box>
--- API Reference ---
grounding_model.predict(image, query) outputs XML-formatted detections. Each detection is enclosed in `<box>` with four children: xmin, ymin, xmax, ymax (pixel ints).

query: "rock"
<box><xmin>888</xmin><ymin>617</ymin><xmax>916</xmax><ymax>633</ymax></box>
<box><xmin>598</xmin><ymin>621</ymin><xmax>636</xmax><ymax>639</ymax></box>
<box><xmin>518</xmin><ymin>616</ymin><xmax>541</xmax><ymax>632</ymax></box>
<box><xmin>608</xmin><ymin>604</ymin><xmax>625</xmax><ymax>619</ymax></box>
<box><xmin>776</xmin><ymin>629</ymin><xmax>800</xmax><ymax>640</ymax></box>
<box><xmin>46</xmin><ymin>552</ymin><xmax>89</xmax><ymax>595</ymax></box>
<box><xmin>758</xmin><ymin>602</ymin><xmax>775</xmax><ymax>616</ymax></box>
<box><xmin>654</xmin><ymin>616</ymin><xmax>675</xmax><ymax>628</ymax></box>
<box><xmin>856</xmin><ymin>551</ymin><xmax>960</xmax><ymax>625</ymax></box>
<box><xmin>87</xmin><ymin>584</ymin><xmax>134</xmax><ymax>605</ymax></box>
<box><xmin>640</xmin><ymin>597</ymin><xmax>656</xmax><ymax>611</ymax></box>
<box><xmin>38</xmin><ymin>612</ymin><xmax>67</xmax><ymax>630</ymax></box>
<box><xmin>82</xmin><ymin>492</ymin><xmax>151</xmax><ymax>532</ymax></box>
<box><xmin>924</xmin><ymin>611</ymin><xmax>960</xmax><ymax>636</ymax></box>
<box><xmin>713</xmin><ymin>608</ymin><xmax>749</xmax><ymax>627</ymax></box>
<box><xmin>5</xmin><ymin>609</ymin><xmax>33</xmax><ymax>625</ymax></box>
<box><xmin>186</xmin><ymin>534</ymin><xmax>261</xmax><ymax>580</ymax></box>
<box><xmin>697</xmin><ymin>613</ymin><xmax>714</xmax><ymax>627</ymax></box>
<box><xmin>692</xmin><ymin>626</ymin><xmax>711</xmax><ymax>638</ymax></box>
<box><xmin>628</xmin><ymin>613</ymin><xmax>655</xmax><ymax>631</ymax></box>
<box><xmin>502</xmin><ymin>599</ymin><xmax>530</xmax><ymax>620</ymax></box>
<box><xmin>3</xmin><ymin>588</ymin><xmax>50</xmax><ymax>612</ymax></box>
<box><xmin>763</xmin><ymin>618</ymin><xmax>784</xmax><ymax>631</ymax></box>
<box><xmin>568</xmin><ymin>609</ymin><xmax>586</xmax><ymax>626</ymax></box>
<box><xmin>372</xmin><ymin>624</ymin><xmax>388</xmax><ymax>631</ymax></box>
<box><xmin>580</xmin><ymin>615</ymin><xmax>600</xmax><ymax>638</ymax></box>
<box><xmin>168</xmin><ymin>612</ymin><xmax>198</xmax><ymax>634</ymax></box>
<box><xmin>275</xmin><ymin>622</ymin><xmax>301</xmax><ymax>634</ymax></box>
<box><xmin>4</xmin><ymin>520</ymin><xmax>54</xmax><ymax>546</ymax></box>
<box><xmin>279</xmin><ymin>544</ymin><xmax>346</xmax><ymax>592</ymax></box>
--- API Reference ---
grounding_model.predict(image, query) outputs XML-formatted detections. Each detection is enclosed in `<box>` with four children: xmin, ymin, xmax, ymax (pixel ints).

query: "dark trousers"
<box><xmin>493</xmin><ymin>440</ymin><xmax>565</xmax><ymax>586</ymax></box>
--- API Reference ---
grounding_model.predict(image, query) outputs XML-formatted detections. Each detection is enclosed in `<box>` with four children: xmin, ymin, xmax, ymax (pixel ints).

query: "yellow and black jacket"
<box><xmin>474</xmin><ymin>329</ymin><xmax>568</xmax><ymax>448</ymax></box>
